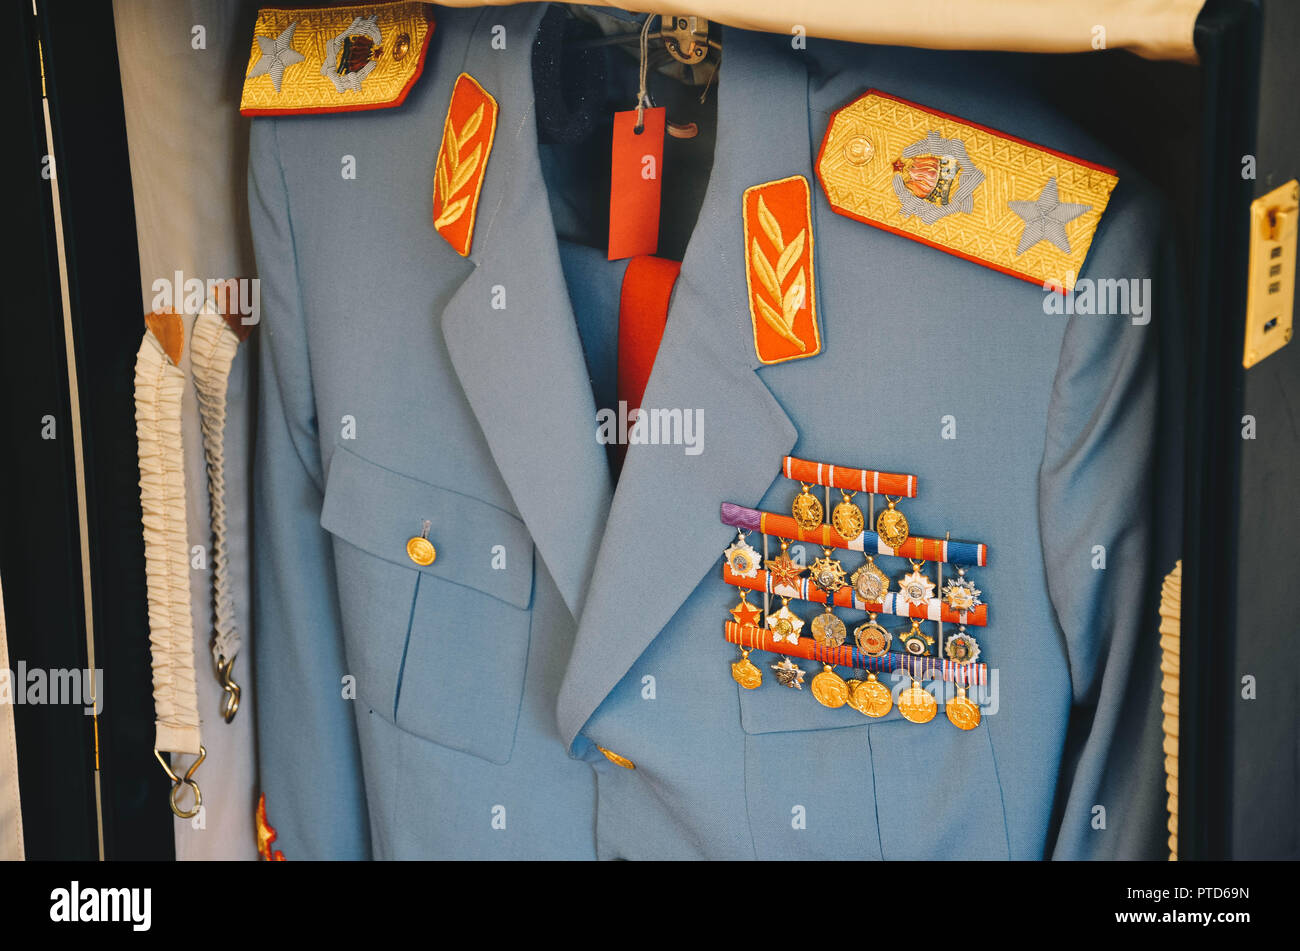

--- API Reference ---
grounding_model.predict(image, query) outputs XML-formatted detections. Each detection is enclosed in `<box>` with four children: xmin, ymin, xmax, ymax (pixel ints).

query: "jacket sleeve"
<box><xmin>1041</xmin><ymin>182</ymin><xmax>1180</xmax><ymax>859</ymax></box>
<box><xmin>248</xmin><ymin>119</ymin><xmax>371</xmax><ymax>859</ymax></box>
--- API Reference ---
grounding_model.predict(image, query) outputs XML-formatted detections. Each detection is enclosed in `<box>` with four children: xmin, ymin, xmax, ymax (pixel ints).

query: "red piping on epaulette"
<box><xmin>239</xmin><ymin>11</ymin><xmax>436</xmax><ymax>117</ymax></box>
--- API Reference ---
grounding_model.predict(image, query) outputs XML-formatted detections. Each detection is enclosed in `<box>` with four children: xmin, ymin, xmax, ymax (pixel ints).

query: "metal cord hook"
<box><xmin>155</xmin><ymin>745</ymin><xmax>206</xmax><ymax>819</ymax></box>
<box><xmin>217</xmin><ymin>656</ymin><xmax>241</xmax><ymax>723</ymax></box>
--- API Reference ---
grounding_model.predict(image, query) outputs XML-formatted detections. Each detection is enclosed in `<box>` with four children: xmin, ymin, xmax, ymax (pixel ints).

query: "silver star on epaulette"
<box><xmin>248</xmin><ymin>22</ymin><xmax>305</xmax><ymax>93</ymax></box>
<box><xmin>1009</xmin><ymin>178</ymin><xmax>1090</xmax><ymax>255</ymax></box>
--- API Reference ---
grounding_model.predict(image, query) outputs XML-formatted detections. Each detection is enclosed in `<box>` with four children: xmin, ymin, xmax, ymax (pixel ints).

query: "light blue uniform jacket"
<box><xmin>250</xmin><ymin>4</ymin><xmax>1178</xmax><ymax>860</ymax></box>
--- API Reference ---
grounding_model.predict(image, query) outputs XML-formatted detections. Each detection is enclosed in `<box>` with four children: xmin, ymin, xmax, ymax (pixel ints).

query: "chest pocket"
<box><xmin>321</xmin><ymin>445</ymin><xmax>534</xmax><ymax>765</ymax></box>
<box><xmin>738</xmin><ymin>665</ymin><xmax>1009</xmax><ymax>859</ymax></box>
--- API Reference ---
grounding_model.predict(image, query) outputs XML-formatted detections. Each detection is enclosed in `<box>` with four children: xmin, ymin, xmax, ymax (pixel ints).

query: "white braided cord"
<box><xmin>190</xmin><ymin>312</ymin><xmax>242</xmax><ymax>670</ymax></box>
<box><xmin>134</xmin><ymin>330</ymin><xmax>202</xmax><ymax>755</ymax></box>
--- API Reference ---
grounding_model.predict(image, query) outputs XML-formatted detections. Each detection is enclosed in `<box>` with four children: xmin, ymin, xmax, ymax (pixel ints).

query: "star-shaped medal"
<box><xmin>942</xmin><ymin>575</ymin><xmax>982</xmax><ymax>612</ymax></box>
<box><xmin>771</xmin><ymin>658</ymin><xmax>806</xmax><ymax>689</ymax></box>
<box><xmin>766</xmin><ymin>552</ymin><xmax>804</xmax><ymax>591</ymax></box>
<box><xmin>247</xmin><ymin>22</ymin><xmax>306</xmax><ymax>93</ymax></box>
<box><xmin>729</xmin><ymin>594</ymin><xmax>762</xmax><ymax>627</ymax></box>
<box><xmin>810</xmin><ymin>550</ymin><xmax>847</xmax><ymax>593</ymax></box>
<box><xmin>900</xmin><ymin>619</ymin><xmax>935</xmax><ymax>655</ymax></box>
<box><xmin>945</xmin><ymin>631</ymin><xmax>981</xmax><ymax>664</ymax></box>
<box><xmin>851</xmin><ymin>558</ymin><xmax>890</xmax><ymax>603</ymax></box>
<box><xmin>723</xmin><ymin>533</ymin><xmax>761</xmax><ymax>578</ymax></box>
<box><xmin>899</xmin><ymin>567</ymin><xmax>936</xmax><ymax>606</ymax></box>
<box><xmin>766</xmin><ymin>603</ymin><xmax>805</xmax><ymax>644</ymax></box>
<box><xmin>1008</xmin><ymin>178</ymin><xmax>1090</xmax><ymax>255</ymax></box>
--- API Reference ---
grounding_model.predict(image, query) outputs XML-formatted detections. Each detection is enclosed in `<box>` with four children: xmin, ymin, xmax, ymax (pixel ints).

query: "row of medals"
<box><xmin>725</xmin><ymin>484</ymin><xmax>984</xmax><ymax>729</ymax></box>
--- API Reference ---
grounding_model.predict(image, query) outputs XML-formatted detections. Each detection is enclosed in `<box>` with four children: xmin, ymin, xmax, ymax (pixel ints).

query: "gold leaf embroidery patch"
<box><xmin>432</xmin><ymin>73</ymin><xmax>498</xmax><ymax>256</ymax></box>
<box><xmin>743</xmin><ymin>176</ymin><xmax>821</xmax><ymax>365</ymax></box>
<box><xmin>434</xmin><ymin>103</ymin><xmax>484</xmax><ymax>229</ymax></box>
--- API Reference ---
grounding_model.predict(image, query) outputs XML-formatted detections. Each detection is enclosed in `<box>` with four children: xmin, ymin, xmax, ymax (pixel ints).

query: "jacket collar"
<box><xmin>437</xmin><ymin>10</ymin><xmax>815</xmax><ymax>748</ymax></box>
<box><xmin>554</xmin><ymin>25</ymin><xmax>814</xmax><ymax>749</ymax></box>
<box><xmin>439</xmin><ymin>4</ymin><xmax>613</xmax><ymax>620</ymax></box>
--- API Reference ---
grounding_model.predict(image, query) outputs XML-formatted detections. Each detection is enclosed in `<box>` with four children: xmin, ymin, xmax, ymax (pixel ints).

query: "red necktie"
<box><xmin>615</xmin><ymin>255</ymin><xmax>681</xmax><ymax>472</ymax></box>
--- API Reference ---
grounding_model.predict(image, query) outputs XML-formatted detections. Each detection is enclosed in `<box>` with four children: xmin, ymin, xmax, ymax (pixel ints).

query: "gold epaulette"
<box><xmin>240</xmin><ymin>2</ymin><xmax>434</xmax><ymax>117</ymax></box>
<box><xmin>818</xmin><ymin>90</ymin><xmax>1119</xmax><ymax>291</ymax></box>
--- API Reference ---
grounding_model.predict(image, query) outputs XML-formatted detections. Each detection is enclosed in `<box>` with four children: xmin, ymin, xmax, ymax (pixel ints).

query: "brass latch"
<box><xmin>1243</xmin><ymin>179</ymin><xmax>1297</xmax><ymax>369</ymax></box>
<box><xmin>659</xmin><ymin>14</ymin><xmax>710</xmax><ymax>64</ymax></box>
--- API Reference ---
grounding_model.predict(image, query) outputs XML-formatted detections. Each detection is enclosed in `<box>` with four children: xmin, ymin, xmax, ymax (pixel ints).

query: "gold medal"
<box><xmin>831</xmin><ymin>490</ymin><xmax>864</xmax><ymax>538</ymax></box>
<box><xmin>847</xmin><ymin>672</ymin><xmax>893</xmax><ymax>718</ymax></box>
<box><xmin>851</xmin><ymin>556</ymin><xmax>890</xmax><ymax>603</ymax></box>
<box><xmin>791</xmin><ymin>482</ymin><xmax>824</xmax><ymax>530</ymax></box>
<box><xmin>876</xmin><ymin>495</ymin><xmax>909</xmax><ymax>549</ymax></box>
<box><xmin>810</xmin><ymin>603</ymin><xmax>847</xmax><ymax>647</ymax></box>
<box><xmin>811</xmin><ymin>664</ymin><xmax>849</xmax><ymax>708</ymax></box>
<box><xmin>853</xmin><ymin>613</ymin><xmax>891</xmax><ymax>656</ymax></box>
<box><xmin>898</xmin><ymin>678</ymin><xmax>937</xmax><ymax>724</ymax></box>
<box><xmin>731</xmin><ymin>649</ymin><xmax>763</xmax><ymax>690</ymax></box>
<box><xmin>946</xmin><ymin>685</ymin><xmax>981</xmax><ymax>730</ymax></box>
<box><xmin>900</xmin><ymin>618</ymin><xmax>935</xmax><ymax>655</ymax></box>
<box><xmin>810</xmin><ymin>547</ymin><xmax>847</xmax><ymax>593</ymax></box>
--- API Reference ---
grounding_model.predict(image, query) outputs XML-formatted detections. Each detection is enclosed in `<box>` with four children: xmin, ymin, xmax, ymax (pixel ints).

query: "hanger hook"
<box><xmin>155</xmin><ymin>746</ymin><xmax>205</xmax><ymax>819</ymax></box>
<box><xmin>217</xmin><ymin>656</ymin><xmax>241</xmax><ymax>723</ymax></box>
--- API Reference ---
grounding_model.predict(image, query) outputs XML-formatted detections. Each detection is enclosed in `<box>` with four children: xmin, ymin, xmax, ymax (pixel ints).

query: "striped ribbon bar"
<box><xmin>721</xmin><ymin>502</ymin><xmax>988</xmax><ymax>566</ymax></box>
<box><xmin>722</xmin><ymin>564</ymin><xmax>988</xmax><ymax>626</ymax></box>
<box><xmin>782</xmin><ymin>456</ymin><xmax>917</xmax><ymax>497</ymax></box>
<box><xmin>725</xmin><ymin>621</ymin><xmax>986</xmax><ymax>685</ymax></box>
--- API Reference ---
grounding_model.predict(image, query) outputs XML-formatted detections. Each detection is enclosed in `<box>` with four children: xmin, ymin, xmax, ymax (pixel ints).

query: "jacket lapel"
<box><xmin>557</xmin><ymin>30</ymin><xmax>814</xmax><ymax>748</ymax></box>
<box><xmin>438</xmin><ymin>6</ymin><xmax>612</xmax><ymax>619</ymax></box>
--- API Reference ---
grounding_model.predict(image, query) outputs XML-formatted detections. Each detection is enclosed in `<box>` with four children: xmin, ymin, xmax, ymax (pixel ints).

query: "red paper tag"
<box><xmin>608</xmin><ymin>107</ymin><xmax>665</xmax><ymax>260</ymax></box>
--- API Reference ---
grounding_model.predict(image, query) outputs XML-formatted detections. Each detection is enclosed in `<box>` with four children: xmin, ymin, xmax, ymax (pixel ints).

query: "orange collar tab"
<box><xmin>239</xmin><ymin>2</ymin><xmax>435</xmax><ymax>117</ymax></box>
<box><xmin>433</xmin><ymin>73</ymin><xmax>499</xmax><ymax>257</ymax></box>
<box><xmin>742</xmin><ymin>175</ymin><xmax>822</xmax><ymax>366</ymax></box>
<box><xmin>817</xmin><ymin>90</ymin><xmax>1118</xmax><ymax>292</ymax></box>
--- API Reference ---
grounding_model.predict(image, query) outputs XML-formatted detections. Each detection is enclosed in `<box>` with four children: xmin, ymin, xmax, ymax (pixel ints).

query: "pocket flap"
<box><xmin>321</xmin><ymin>446</ymin><xmax>534</xmax><ymax>609</ymax></box>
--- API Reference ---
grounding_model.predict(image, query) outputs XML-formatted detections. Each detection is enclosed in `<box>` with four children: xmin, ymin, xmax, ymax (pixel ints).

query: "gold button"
<box><xmin>843</xmin><ymin>135</ymin><xmax>875</xmax><ymax>165</ymax></box>
<box><xmin>406</xmin><ymin>536</ymin><xmax>436</xmax><ymax>566</ymax></box>
<box><xmin>596</xmin><ymin>746</ymin><xmax>635</xmax><ymax>770</ymax></box>
<box><xmin>392</xmin><ymin>32</ymin><xmax>411</xmax><ymax>62</ymax></box>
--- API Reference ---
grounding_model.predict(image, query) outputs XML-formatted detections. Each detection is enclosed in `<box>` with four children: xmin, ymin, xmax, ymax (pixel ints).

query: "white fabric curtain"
<box><xmin>444</xmin><ymin>0</ymin><xmax>1205</xmax><ymax>62</ymax></box>
<box><xmin>113</xmin><ymin>0</ymin><xmax>259</xmax><ymax>860</ymax></box>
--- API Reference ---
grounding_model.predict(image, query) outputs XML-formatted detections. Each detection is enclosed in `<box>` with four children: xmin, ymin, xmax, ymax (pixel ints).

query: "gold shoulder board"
<box><xmin>240</xmin><ymin>2</ymin><xmax>434</xmax><ymax>117</ymax></box>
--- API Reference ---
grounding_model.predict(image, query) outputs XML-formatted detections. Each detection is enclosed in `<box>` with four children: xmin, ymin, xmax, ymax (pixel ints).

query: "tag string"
<box><xmin>635</xmin><ymin>13</ymin><xmax>655</xmax><ymax>131</ymax></box>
